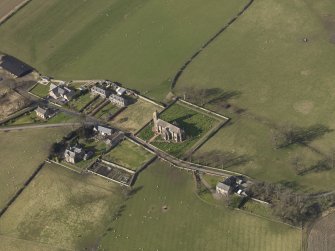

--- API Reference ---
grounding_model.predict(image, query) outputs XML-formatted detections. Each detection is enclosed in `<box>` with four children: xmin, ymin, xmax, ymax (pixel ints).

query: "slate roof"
<box><xmin>35</xmin><ymin>106</ymin><xmax>48</xmax><ymax>115</ymax></box>
<box><xmin>109</xmin><ymin>93</ymin><xmax>126</xmax><ymax>103</ymax></box>
<box><xmin>96</xmin><ymin>125</ymin><xmax>113</xmax><ymax>135</ymax></box>
<box><xmin>216</xmin><ymin>182</ymin><xmax>231</xmax><ymax>192</ymax></box>
<box><xmin>0</xmin><ymin>55</ymin><xmax>33</xmax><ymax>77</ymax></box>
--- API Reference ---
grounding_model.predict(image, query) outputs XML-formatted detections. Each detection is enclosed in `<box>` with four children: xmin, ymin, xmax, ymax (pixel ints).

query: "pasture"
<box><xmin>0</xmin><ymin>128</ymin><xmax>69</xmax><ymax>211</ymax></box>
<box><xmin>100</xmin><ymin>161</ymin><xmax>302</xmax><ymax>251</ymax></box>
<box><xmin>138</xmin><ymin>102</ymin><xmax>219</xmax><ymax>157</ymax></box>
<box><xmin>176</xmin><ymin>0</ymin><xmax>335</xmax><ymax>192</ymax></box>
<box><xmin>0</xmin><ymin>163</ymin><xmax>124</xmax><ymax>250</ymax></box>
<box><xmin>0</xmin><ymin>0</ymin><xmax>249</xmax><ymax>100</ymax></box>
<box><xmin>111</xmin><ymin>98</ymin><xmax>162</xmax><ymax>133</ymax></box>
<box><xmin>102</xmin><ymin>139</ymin><xmax>154</xmax><ymax>171</ymax></box>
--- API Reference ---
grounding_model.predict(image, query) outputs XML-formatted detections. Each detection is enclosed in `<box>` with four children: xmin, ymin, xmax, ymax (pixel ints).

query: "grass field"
<box><xmin>102</xmin><ymin>139</ymin><xmax>154</xmax><ymax>171</ymax></box>
<box><xmin>100</xmin><ymin>161</ymin><xmax>302</xmax><ymax>251</ymax></box>
<box><xmin>0</xmin><ymin>0</ymin><xmax>249</xmax><ymax>100</ymax></box>
<box><xmin>29</xmin><ymin>83</ymin><xmax>50</xmax><ymax>98</ymax></box>
<box><xmin>0</xmin><ymin>163</ymin><xmax>124</xmax><ymax>250</ymax></box>
<box><xmin>175</xmin><ymin>0</ymin><xmax>335</xmax><ymax>192</ymax></box>
<box><xmin>138</xmin><ymin>102</ymin><xmax>219</xmax><ymax>157</ymax></box>
<box><xmin>111</xmin><ymin>98</ymin><xmax>162</xmax><ymax>133</ymax></box>
<box><xmin>0</xmin><ymin>128</ymin><xmax>69</xmax><ymax>211</ymax></box>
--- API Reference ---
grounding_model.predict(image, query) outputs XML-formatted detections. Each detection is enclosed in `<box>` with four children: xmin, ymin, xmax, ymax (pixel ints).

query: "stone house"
<box><xmin>35</xmin><ymin>106</ymin><xmax>53</xmax><ymax>119</ymax></box>
<box><xmin>49</xmin><ymin>85</ymin><xmax>75</xmax><ymax>102</ymax></box>
<box><xmin>152</xmin><ymin>111</ymin><xmax>184</xmax><ymax>142</ymax></box>
<box><xmin>94</xmin><ymin>125</ymin><xmax>114</xmax><ymax>136</ymax></box>
<box><xmin>91</xmin><ymin>86</ymin><xmax>110</xmax><ymax>98</ymax></box>
<box><xmin>64</xmin><ymin>146</ymin><xmax>93</xmax><ymax>164</ymax></box>
<box><xmin>109</xmin><ymin>93</ymin><xmax>127</xmax><ymax>107</ymax></box>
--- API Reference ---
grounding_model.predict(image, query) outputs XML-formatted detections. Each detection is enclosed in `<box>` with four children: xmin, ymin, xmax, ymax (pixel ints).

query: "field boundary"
<box><xmin>0</xmin><ymin>0</ymin><xmax>32</xmax><ymax>26</ymax></box>
<box><xmin>0</xmin><ymin>162</ymin><xmax>45</xmax><ymax>218</ymax></box>
<box><xmin>0</xmin><ymin>105</ymin><xmax>36</xmax><ymax>125</ymax></box>
<box><xmin>171</xmin><ymin>0</ymin><xmax>254</xmax><ymax>90</ymax></box>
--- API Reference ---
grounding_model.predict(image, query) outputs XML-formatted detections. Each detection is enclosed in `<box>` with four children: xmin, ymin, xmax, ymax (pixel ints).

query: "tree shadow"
<box><xmin>278</xmin><ymin>124</ymin><xmax>333</xmax><ymax>148</ymax></box>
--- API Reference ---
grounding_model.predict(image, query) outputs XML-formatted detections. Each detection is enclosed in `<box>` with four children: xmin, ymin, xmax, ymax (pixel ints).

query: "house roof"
<box><xmin>156</xmin><ymin>119</ymin><xmax>182</xmax><ymax>134</ymax></box>
<box><xmin>0</xmin><ymin>55</ymin><xmax>33</xmax><ymax>77</ymax></box>
<box><xmin>97</xmin><ymin>125</ymin><xmax>113</xmax><ymax>135</ymax></box>
<box><xmin>216</xmin><ymin>182</ymin><xmax>231</xmax><ymax>191</ymax></box>
<box><xmin>35</xmin><ymin>106</ymin><xmax>49</xmax><ymax>115</ymax></box>
<box><xmin>116</xmin><ymin>87</ymin><xmax>126</xmax><ymax>96</ymax></box>
<box><xmin>92</xmin><ymin>86</ymin><xmax>108</xmax><ymax>95</ymax></box>
<box><xmin>65</xmin><ymin>146</ymin><xmax>84</xmax><ymax>158</ymax></box>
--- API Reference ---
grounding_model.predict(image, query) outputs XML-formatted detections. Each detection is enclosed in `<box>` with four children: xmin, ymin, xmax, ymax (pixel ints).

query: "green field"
<box><xmin>175</xmin><ymin>0</ymin><xmax>335</xmax><ymax>192</ymax></box>
<box><xmin>100</xmin><ymin>161</ymin><xmax>302</xmax><ymax>251</ymax></box>
<box><xmin>0</xmin><ymin>128</ymin><xmax>69</xmax><ymax>210</ymax></box>
<box><xmin>102</xmin><ymin>139</ymin><xmax>154</xmax><ymax>171</ymax></box>
<box><xmin>29</xmin><ymin>83</ymin><xmax>50</xmax><ymax>98</ymax></box>
<box><xmin>0</xmin><ymin>0</ymin><xmax>248</xmax><ymax>100</ymax></box>
<box><xmin>138</xmin><ymin>102</ymin><xmax>219</xmax><ymax>157</ymax></box>
<box><xmin>0</xmin><ymin>163</ymin><xmax>123</xmax><ymax>250</ymax></box>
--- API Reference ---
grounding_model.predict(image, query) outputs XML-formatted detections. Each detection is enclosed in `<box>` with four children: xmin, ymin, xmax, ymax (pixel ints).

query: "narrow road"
<box><xmin>129</xmin><ymin>134</ymin><xmax>251</xmax><ymax>178</ymax></box>
<box><xmin>0</xmin><ymin>123</ymin><xmax>82</xmax><ymax>131</ymax></box>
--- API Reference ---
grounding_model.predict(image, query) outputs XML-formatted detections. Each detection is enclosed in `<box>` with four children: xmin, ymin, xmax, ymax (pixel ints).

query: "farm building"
<box><xmin>35</xmin><ymin>106</ymin><xmax>53</xmax><ymax>119</ymax></box>
<box><xmin>0</xmin><ymin>55</ymin><xmax>33</xmax><ymax>78</ymax></box>
<box><xmin>109</xmin><ymin>93</ymin><xmax>127</xmax><ymax>107</ymax></box>
<box><xmin>153</xmin><ymin>111</ymin><xmax>184</xmax><ymax>142</ymax></box>
<box><xmin>94</xmin><ymin>125</ymin><xmax>114</xmax><ymax>136</ymax></box>
<box><xmin>116</xmin><ymin>86</ymin><xmax>126</xmax><ymax>96</ymax></box>
<box><xmin>216</xmin><ymin>176</ymin><xmax>247</xmax><ymax>196</ymax></box>
<box><xmin>91</xmin><ymin>85</ymin><xmax>110</xmax><ymax>98</ymax></box>
<box><xmin>49</xmin><ymin>85</ymin><xmax>75</xmax><ymax>102</ymax></box>
<box><xmin>216</xmin><ymin>182</ymin><xmax>233</xmax><ymax>196</ymax></box>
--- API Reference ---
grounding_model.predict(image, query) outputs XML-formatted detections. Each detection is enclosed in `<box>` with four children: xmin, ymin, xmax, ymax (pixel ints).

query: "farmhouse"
<box><xmin>49</xmin><ymin>85</ymin><xmax>75</xmax><ymax>102</ymax></box>
<box><xmin>216</xmin><ymin>177</ymin><xmax>235</xmax><ymax>196</ymax></box>
<box><xmin>0</xmin><ymin>55</ymin><xmax>33</xmax><ymax>78</ymax></box>
<box><xmin>109</xmin><ymin>93</ymin><xmax>127</xmax><ymax>107</ymax></box>
<box><xmin>35</xmin><ymin>106</ymin><xmax>53</xmax><ymax>119</ymax></box>
<box><xmin>153</xmin><ymin>111</ymin><xmax>184</xmax><ymax>142</ymax></box>
<box><xmin>94</xmin><ymin>125</ymin><xmax>114</xmax><ymax>136</ymax></box>
<box><xmin>64</xmin><ymin>146</ymin><xmax>93</xmax><ymax>164</ymax></box>
<box><xmin>91</xmin><ymin>86</ymin><xmax>110</xmax><ymax>98</ymax></box>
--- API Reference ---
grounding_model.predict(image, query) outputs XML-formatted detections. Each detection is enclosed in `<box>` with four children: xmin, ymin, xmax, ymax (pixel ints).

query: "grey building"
<box><xmin>152</xmin><ymin>111</ymin><xmax>184</xmax><ymax>142</ymax></box>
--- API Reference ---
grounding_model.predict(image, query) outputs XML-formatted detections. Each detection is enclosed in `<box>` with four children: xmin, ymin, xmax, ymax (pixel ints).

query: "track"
<box><xmin>171</xmin><ymin>0</ymin><xmax>254</xmax><ymax>90</ymax></box>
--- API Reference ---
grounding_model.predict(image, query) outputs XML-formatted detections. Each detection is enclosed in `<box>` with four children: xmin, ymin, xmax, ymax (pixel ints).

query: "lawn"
<box><xmin>100</xmin><ymin>161</ymin><xmax>302</xmax><ymax>251</ymax></box>
<box><xmin>175</xmin><ymin>0</ymin><xmax>335</xmax><ymax>192</ymax></box>
<box><xmin>0</xmin><ymin>128</ymin><xmax>70</xmax><ymax>210</ymax></box>
<box><xmin>111</xmin><ymin>98</ymin><xmax>162</xmax><ymax>133</ymax></box>
<box><xmin>67</xmin><ymin>92</ymin><xmax>95</xmax><ymax>111</ymax></box>
<box><xmin>138</xmin><ymin>102</ymin><xmax>219</xmax><ymax>157</ymax></box>
<box><xmin>0</xmin><ymin>163</ymin><xmax>124</xmax><ymax>250</ymax></box>
<box><xmin>102</xmin><ymin>139</ymin><xmax>154</xmax><ymax>171</ymax></box>
<box><xmin>29</xmin><ymin>83</ymin><xmax>50</xmax><ymax>98</ymax></box>
<box><xmin>0</xmin><ymin>0</ymin><xmax>249</xmax><ymax>100</ymax></box>
<box><xmin>94</xmin><ymin>101</ymin><xmax>119</xmax><ymax>120</ymax></box>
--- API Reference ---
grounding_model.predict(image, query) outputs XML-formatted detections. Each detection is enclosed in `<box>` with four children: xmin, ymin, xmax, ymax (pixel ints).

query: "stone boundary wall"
<box><xmin>0</xmin><ymin>0</ymin><xmax>32</xmax><ymax>25</ymax></box>
<box><xmin>0</xmin><ymin>105</ymin><xmax>36</xmax><ymax>125</ymax></box>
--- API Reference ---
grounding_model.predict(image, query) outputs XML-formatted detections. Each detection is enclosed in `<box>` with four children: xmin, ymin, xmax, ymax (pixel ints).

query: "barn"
<box><xmin>0</xmin><ymin>55</ymin><xmax>34</xmax><ymax>78</ymax></box>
